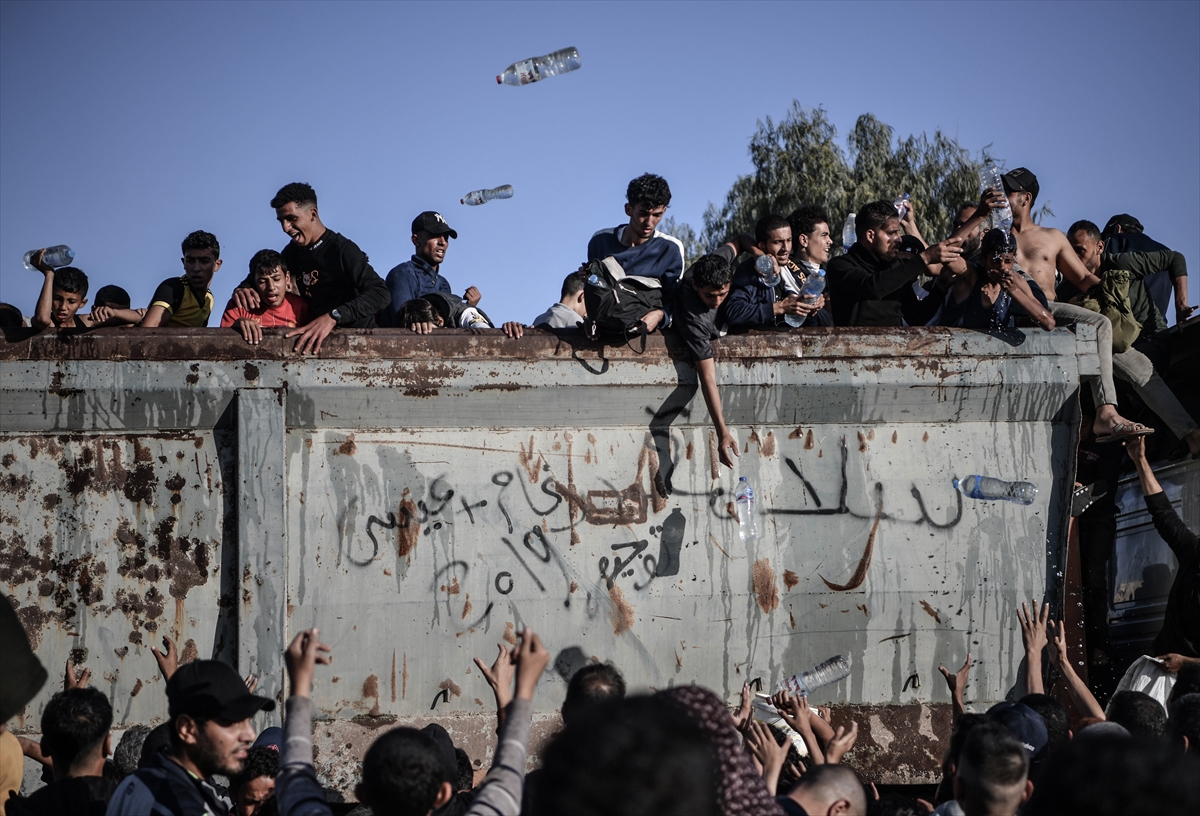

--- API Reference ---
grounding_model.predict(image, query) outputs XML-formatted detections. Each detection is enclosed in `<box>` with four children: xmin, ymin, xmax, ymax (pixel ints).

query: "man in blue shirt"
<box><xmin>379</xmin><ymin>211</ymin><xmax>482</xmax><ymax>328</ymax></box>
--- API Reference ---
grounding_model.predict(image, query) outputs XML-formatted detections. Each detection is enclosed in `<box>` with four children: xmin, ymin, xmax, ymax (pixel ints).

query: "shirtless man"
<box><xmin>953</xmin><ymin>168</ymin><xmax>1146</xmax><ymax>441</ymax></box>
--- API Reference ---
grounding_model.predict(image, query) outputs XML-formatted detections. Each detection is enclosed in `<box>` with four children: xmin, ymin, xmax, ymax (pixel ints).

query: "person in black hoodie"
<box><xmin>826</xmin><ymin>200</ymin><xmax>962</xmax><ymax>326</ymax></box>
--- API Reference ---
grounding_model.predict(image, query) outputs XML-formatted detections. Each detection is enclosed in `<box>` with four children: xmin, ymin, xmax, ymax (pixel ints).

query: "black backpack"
<box><xmin>424</xmin><ymin>292</ymin><xmax>494</xmax><ymax>329</ymax></box>
<box><xmin>582</xmin><ymin>257</ymin><xmax>664</xmax><ymax>351</ymax></box>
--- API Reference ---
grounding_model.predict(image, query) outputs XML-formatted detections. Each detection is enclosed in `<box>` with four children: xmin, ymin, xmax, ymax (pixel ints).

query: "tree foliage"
<box><xmin>693</xmin><ymin>103</ymin><xmax>990</xmax><ymax>255</ymax></box>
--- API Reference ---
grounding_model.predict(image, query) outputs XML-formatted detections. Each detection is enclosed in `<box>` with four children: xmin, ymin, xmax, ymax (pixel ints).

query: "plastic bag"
<box><xmin>1112</xmin><ymin>655</ymin><xmax>1175</xmax><ymax>709</ymax></box>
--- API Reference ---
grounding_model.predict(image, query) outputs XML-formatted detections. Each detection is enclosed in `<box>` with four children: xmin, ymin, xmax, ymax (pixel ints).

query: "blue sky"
<box><xmin>2</xmin><ymin>0</ymin><xmax>1197</xmax><ymax>325</ymax></box>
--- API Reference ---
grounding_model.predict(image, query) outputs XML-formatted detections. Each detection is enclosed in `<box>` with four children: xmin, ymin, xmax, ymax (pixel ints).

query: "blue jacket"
<box><xmin>379</xmin><ymin>254</ymin><xmax>452</xmax><ymax>326</ymax></box>
<box><xmin>725</xmin><ymin>260</ymin><xmax>832</xmax><ymax>330</ymax></box>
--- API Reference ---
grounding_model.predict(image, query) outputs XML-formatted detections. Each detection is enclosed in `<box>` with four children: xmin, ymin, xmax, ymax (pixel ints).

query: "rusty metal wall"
<box><xmin>0</xmin><ymin>326</ymin><xmax>1091</xmax><ymax>785</ymax></box>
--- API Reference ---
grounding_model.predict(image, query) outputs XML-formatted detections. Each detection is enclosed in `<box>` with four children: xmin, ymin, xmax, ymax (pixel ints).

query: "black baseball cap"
<box><xmin>981</xmin><ymin>228</ymin><xmax>1017</xmax><ymax>256</ymax></box>
<box><xmin>1001</xmin><ymin>167</ymin><xmax>1039</xmax><ymax>201</ymax></box>
<box><xmin>987</xmin><ymin>701</ymin><xmax>1049</xmax><ymax>755</ymax></box>
<box><xmin>411</xmin><ymin>211</ymin><xmax>458</xmax><ymax>239</ymax></box>
<box><xmin>419</xmin><ymin>723</ymin><xmax>458</xmax><ymax>785</ymax></box>
<box><xmin>167</xmin><ymin>660</ymin><xmax>275</xmax><ymax>721</ymax></box>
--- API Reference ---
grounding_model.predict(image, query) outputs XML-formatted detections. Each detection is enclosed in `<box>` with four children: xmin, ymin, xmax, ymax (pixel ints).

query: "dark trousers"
<box><xmin>1078</xmin><ymin>508</ymin><xmax>1117</xmax><ymax>656</ymax></box>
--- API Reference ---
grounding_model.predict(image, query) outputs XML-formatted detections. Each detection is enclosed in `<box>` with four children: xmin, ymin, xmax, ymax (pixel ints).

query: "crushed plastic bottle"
<box><xmin>790</xmin><ymin>269</ymin><xmax>826</xmax><ymax>327</ymax></box>
<box><xmin>953</xmin><ymin>475</ymin><xmax>1037</xmax><ymax>505</ymax></box>
<box><xmin>842</xmin><ymin>214</ymin><xmax>856</xmax><ymax>253</ymax></box>
<box><xmin>497</xmin><ymin>47</ymin><xmax>581</xmax><ymax>86</ymax></box>
<box><xmin>977</xmin><ymin>166</ymin><xmax>1013</xmax><ymax>233</ymax></box>
<box><xmin>780</xmin><ymin>655</ymin><xmax>852</xmax><ymax>696</ymax></box>
<box><xmin>461</xmin><ymin>185</ymin><xmax>514</xmax><ymax>206</ymax></box>
<box><xmin>23</xmin><ymin>245</ymin><xmax>75</xmax><ymax>270</ymax></box>
<box><xmin>755</xmin><ymin>254</ymin><xmax>780</xmax><ymax>288</ymax></box>
<box><xmin>893</xmin><ymin>193</ymin><xmax>911</xmax><ymax>221</ymax></box>
<box><xmin>735</xmin><ymin>477</ymin><xmax>758</xmax><ymax>542</ymax></box>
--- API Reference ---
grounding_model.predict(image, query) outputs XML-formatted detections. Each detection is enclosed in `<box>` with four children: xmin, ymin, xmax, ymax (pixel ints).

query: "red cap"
<box><xmin>495</xmin><ymin>75</ymin><xmax>502</xmax><ymax>84</ymax></box>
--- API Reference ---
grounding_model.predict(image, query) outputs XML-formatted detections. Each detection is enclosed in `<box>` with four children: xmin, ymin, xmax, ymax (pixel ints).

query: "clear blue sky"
<box><xmin>2</xmin><ymin>1</ymin><xmax>1197</xmax><ymax>325</ymax></box>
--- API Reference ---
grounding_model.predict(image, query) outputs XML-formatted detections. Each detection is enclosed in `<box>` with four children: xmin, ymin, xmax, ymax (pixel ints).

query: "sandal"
<box><xmin>1094</xmin><ymin>422</ymin><xmax>1156</xmax><ymax>444</ymax></box>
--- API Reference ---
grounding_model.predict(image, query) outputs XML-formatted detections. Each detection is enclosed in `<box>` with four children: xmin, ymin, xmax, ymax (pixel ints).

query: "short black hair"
<box><xmin>40</xmin><ymin>687</ymin><xmax>112</xmax><ymax>772</ymax></box>
<box><xmin>230</xmin><ymin>745</ymin><xmax>279</xmax><ymax>792</ymax></box>
<box><xmin>1101</xmin><ymin>213</ymin><xmax>1143</xmax><ymax>239</ymax></box>
<box><xmin>754</xmin><ymin>214</ymin><xmax>792</xmax><ymax>245</ymax></box>
<box><xmin>271</xmin><ymin>182</ymin><xmax>318</xmax><ymax>210</ymax></box>
<box><xmin>787</xmin><ymin>205</ymin><xmax>831</xmax><ymax>239</ymax></box>
<box><xmin>1105</xmin><ymin>690</ymin><xmax>1166</xmax><ymax>738</ymax></box>
<box><xmin>181</xmin><ymin>230</ymin><xmax>220</xmax><ymax>260</ymax></box>
<box><xmin>562</xmin><ymin>663</ymin><xmax>626</xmax><ymax>724</ymax></box>
<box><xmin>112</xmin><ymin>724</ymin><xmax>151</xmax><ymax>777</ymax></box>
<box><xmin>560</xmin><ymin>270</ymin><xmax>586</xmax><ymax>300</ymax></box>
<box><xmin>1068</xmin><ymin>220</ymin><xmax>1102</xmax><ymax>242</ymax></box>
<box><xmin>1170</xmin><ymin>663</ymin><xmax>1200</xmax><ymax>705</ymax></box>
<box><xmin>855</xmin><ymin>200</ymin><xmax>899</xmax><ymax>242</ymax></box>
<box><xmin>1170</xmin><ymin>694</ymin><xmax>1200</xmax><ymax>753</ymax></box>
<box><xmin>955</xmin><ymin>721</ymin><xmax>1029</xmax><ymax>813</ymax></box>
<box><xmin>534</xmin><ymin>695</ymin><xmax>718</xmax><ymax>816</ymax></box>
<box><xmin>93</xmin><ymin>285</ymin><xmax>131</xmax><ymax>309</ymax></box>
<box><xmin>52</xmin><ymin>267</ymin><xmax>88</xmax><ymax>297</ymax></box>
<box><xmin>399</xmin><ymin>298</ymin><xmax>437</xmax><ymax>328</ymax></box>
<box><xmin>626</xmin><ymin>173</ymin><xmax>671</xmax><ymax>209</ymax></box>
<box><xmin>359</xmin><ymin>727</ymin><xmax>446</xmax><ymax>816</ymax></box>
<box><xmin>944</xmin><ymin>713</ymin><xmax>990</xmax><ymax>776</ymax></box>
<box><xmin>690</xmin><ymin>253</ymin><xmax>734</xmax><ymax>290</ymax></box>
<box><xmin>249</xmin><ymin>249</ymin><xmax>288</xmax><ymax>281</ymax></box>
<box><xmin>139</xmin><ymin>722</ymin><xmax>172</xmax><ymax>767</ymax></box>
<box><xmin>1019</xmin><ymin>694</ymin><xmax>1070</xmax><ymax>746</ymax></box>
<box><xmin>788</xmin><ymin>764</ymin><xmax>866</xmax><ymax>813</ymax></box>
<box><xmin>454</xmin><ymin>747</ymin><xmax>474</xmax><ymax>792</ymax></box>
<box><xmin>0</xmin><ymin>302</ymin><xmax>24</xmax><ymax>327</ymax></box>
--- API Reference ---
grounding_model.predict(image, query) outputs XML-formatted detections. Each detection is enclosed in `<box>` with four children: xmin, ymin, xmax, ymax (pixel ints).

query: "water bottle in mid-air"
<box><xmin>755</xmin><ymin>254</ymin><xmax>780</xmax><ymax>288</ymax></box>
<box><xmin>977</xmin><ymin>166</ymin><xmax>1013</xmax><ymax>233</ymax></box>
<box><xmin>893</xmin><ymin>193</ymin><xmax>911</xmax><ymax>220</ymax></box>
<box><xmin>787</xmin><ymin>269</ymin><xmax>826</xmax><ymax>327</ymax></box>
<box><xmin>497</xmin><ymin>47</ymin><xmax>581</xmax><ymax>86</ymax></box>
<box><xmin>953</xmin><ymin>474</ymin><xmax>1037</xmax><ymax>505</ymax></box>
<box><xmin>735</xmin><ymin>477</ymin><xmax>758</xmax><ymax>542</ymax></box>
<box><xmin>842</xmin><ymin>214</ymin><xmax>856</xmax><ymax>253</ymax></box>
<box><xmin>23</xmin><ymin>245</ymin><xmax>75</xmax><ymax>270</ymax></box>
<box><xmin>461</xmin><ymin>185</ymin><xmax>514</xmax><ymax>206</ymax></box>
<box><xmin>780</xmin><ymin>655</ymin><xmax>852</xmax><ymax>696</ymax></box>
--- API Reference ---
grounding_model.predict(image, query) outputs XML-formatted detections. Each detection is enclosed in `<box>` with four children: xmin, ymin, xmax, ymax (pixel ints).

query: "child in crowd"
<box><xmin>937</xmin><ymin>229</ymin><xmax>1055</xmax><ymax>332</ymax></box>
<box><xmin>30</xmin><ymin>255</ymin><xmax>91</xmax><ymax>329</ymax></box>
<box><xmin>90</xmin><ymin>285</ymin><xmax>146</xmax><ymax>326</ymax></box>
<box><xmin>220</xmin><ymin>249</ymin><xmax>311</xmax><ymax>344</ymax></box>
<box><xmin>140</xmin><ymin>231</ymin><xmax>222</xmax><ymax>327</ymax></box>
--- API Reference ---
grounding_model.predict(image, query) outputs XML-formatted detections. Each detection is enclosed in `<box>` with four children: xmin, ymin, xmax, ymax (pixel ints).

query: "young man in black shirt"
<box><xmin>232</xmin><ymin>182</ymin><xmax>391</xmax><ymax>353</ymax></box>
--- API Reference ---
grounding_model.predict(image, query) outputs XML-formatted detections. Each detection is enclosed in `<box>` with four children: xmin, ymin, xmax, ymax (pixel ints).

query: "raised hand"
<box><xmin>285</xmin><ymin>628</ymin><xmax>332</xmax><ymax>699</ymax></box>
<box><xmin>824</xmin><ymin>722</ymin><xmax>858</xmax><ymax>764</ymax></box>
<box><xmin>745</xmin><ymin>720</ymin><xmax>789</xmax><ymax>795</ymax></box>
<box><xmin>938</xmin><ymin>654</ymin><xmax>971</xmax><ymax>696</ymax></box>
<box><xmin>234</xmin><ymin>317</ymin><xmax>264</xmax><ymax>345</ymax></box>
<box><xmin>151</xmin><ymin>635</ymin><xmax>179</xmax><ymax>682</ymax></box>
<box><xmin>513</xmin><ymin>629</ymin><xmax>550</xmax><ymax>701</ymax></box>
<box><xmin>1018</xmin><ymin>601</ymin><xmax>1050</xmax><ymax>656</ymax></box>
<box><xmin>730</xmin><ymin>682</ymin><xmax>753</xmax><ymax>732</ymax></box>
<box><xmin>64</xmin><ymin>658</ymin><xmax>91</xmax><ymax>690</ymax></box>
<box><xmin>474</xmin><ymin>643</ymin><xmax>515</xmax><ymax>705</ymax></box>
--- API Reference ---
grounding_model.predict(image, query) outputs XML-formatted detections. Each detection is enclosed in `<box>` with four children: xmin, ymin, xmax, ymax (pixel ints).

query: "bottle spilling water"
<box><xmin>23</xmin><ymin>245</ymin><xmax>75</xmax><ymax>270</ymax></box>
<box><xmin>461</xmin><ymin>185</ymin><xmax>514</xmax><ymax>206</ymax></box>
<box><xmin>953</xmin><ymin>475</ymin><xmax>1037</xmax><ymax>505</ymax></box>
<box><xmin>755</xmin><ymin>254</ymin><xmax>780</xmax><ymax>288</ymax></box>
<box><xmin>735</xmin><ymin>477</ymin><xmax>758</xmax><ymax>542</ymax></box>
<box><xmin>497</xmin><ymin>47</ymin><xmax>581</xmax><ymax>86</ymax></box>
<box><xmin>893</xmin><ymin>193</ymin><xmax>911</xmax><ymax>220</ymax></box>
<box><xmin>780</xmin><ymin>655</ymin><xmax>852</xmax><ymax>696</ymax></box>
<box><xmin>787</xmin><ymin>269</ymin><xmax>827</xmax><ymax>327</ymax></box>
<box><xmin>977</xmin><ymin>166</ymin><xmax>1013</xmax><ymax>233</ymax></box>
<box><xmin>842</xmin><ymin>214</ymin><xmax>856</xmax><ymax>253</ymax></box>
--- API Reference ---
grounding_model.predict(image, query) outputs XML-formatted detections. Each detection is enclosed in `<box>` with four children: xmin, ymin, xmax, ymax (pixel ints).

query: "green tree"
<box><xmin>693</xmin><ymin>103</ymin><xmax>991</xmax><ymax>254</ymax></box>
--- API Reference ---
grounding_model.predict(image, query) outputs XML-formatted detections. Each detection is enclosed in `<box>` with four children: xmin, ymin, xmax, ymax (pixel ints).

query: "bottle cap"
<box><xmin>738</xmin><ymin>476</ymin><xmax>747</xmax><ymax>481</ymax></box>
<box><xmin>496</xmin><ymin>76</ymin><xmax>502</xmax><ymax>84</ymax></box>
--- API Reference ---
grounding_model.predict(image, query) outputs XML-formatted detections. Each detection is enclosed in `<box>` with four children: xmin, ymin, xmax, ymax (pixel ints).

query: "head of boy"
<box><xmin>1067</xmin><ymin>220</ymin><xmax>1104</xmax><ymax>274</ymax></box>
<box><xmin>1001</xmin><ymin>168</ymin><xmax>1039</xmax><ymax>212</ymax></box>
<box><xmin>271</xmin><ymin>182</ymin><xmax>324</xmax><ymax>248</ymax></box>
<box><xmin>355</xmin><ymin>727</ymin><xmax>454</xmax><ymax>816</ymax></box>
<box><xmin>785</xmin><ymin>763</ymin><xmax>868</xmax><ymax>816</ymax></box>
<box><xmin>1018</xmin><ymin>694</ymin><xmax>1070</xmax><ymax>747</ymax></box>
<box><xmin>1169</xmin><ymin>694</ymin><xmax>1200</xmax><ymax>754</ymax></box>
<box><xmin>40</xmin><ymin>687</ymin><xmax>112</xmax><ymax>780</ymax></box>
<box><xmin>953</xmin><ymin>722</ymin><xmax>1032</xmax><ymax>816</ymax></box>
<box><xmin>560</xmin><ymin>271</ymin><xmax>588</xmax><ymax>317</ymax></box>
<box><xmin>624</xmin><ymin>173</ymin><xmax>671</xmax><ymax>243</ymax></box>
<box><xmin>1104</xmin><ymin>690</ymin><xmax>1166</xmax><ymax>738</ymax></box>
<box><xmin>856</xmin><ymin>201</ymin><xmax>903</xmax><ymax>261</ymax></box>
<box><xmin>229</xmin><ymin>745</ymin><xmax>279</xmax><ymax>816</ymax></box>
<box><xmin>49</xmin><ymin>267</ymin><xmax>89</xmax><ymax>326</ymax></box>
<box><xmin>411</xmin><ymin>212</ymin><xmax>457</xmax><ymax>268</ymax></box>
<box><xmin>755</xmin><ymin>214</ymin><xmax>793</xmax><ymax>266</ymax></box>
<box><xmin>689</xmin><ymin>253</ymin><xmax>734</xmax><ymax>311</ymax></box>
<box><xmin>93</xmin><ymin>285</ymin><xmax>132</xmax><ymax>311</ymax></box>
<box><xmin>399</xmin><ymin>298</ymin><xmax>443</xmax><ymax>329</ymax></box>
<box><xmin>181</xmin><ymin>231</ymin><xmax>221</xmax><ymax>293</ymax></box>
<box><xmin>561</xmin><ymin>663</ymin><xmax>626</xmax><ymax>724</ymax></box>
<box><xmin>980</xmin><ymin>229</ymin><xmax>1017</xmax><ymax>280</ymax></box>
<box><xmin>789</xmin><ymin>205</ymin><xmax>833</xmax><ymax>265</ymax></box>
<box><xmin>249</xmin><ymin>249</ymin><xmax>291</xmax><ymax>309</ymax></box>
<box><xmin>165</xmin><ymin>660</ymin><xmax>274</xmax><ymax>779</ymax></box>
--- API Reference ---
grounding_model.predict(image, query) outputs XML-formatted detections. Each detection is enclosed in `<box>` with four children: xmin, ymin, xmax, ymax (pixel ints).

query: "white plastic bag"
<box><xmin>1112</xmin><ymin>655</ymin><xmax>1175</xmax><ymax>709</ymax></box>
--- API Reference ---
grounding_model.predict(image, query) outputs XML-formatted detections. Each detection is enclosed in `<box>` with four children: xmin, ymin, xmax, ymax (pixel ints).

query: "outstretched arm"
<box><xmin>474</xmin><ymin>642</ymin><xmax>516</xmax><ymax>733</ymax></box>
<box><xmin>31</xmin><ymin>253</ymin><xmax>56</xmax><ymax>330</ymax></box>
<box><xmin>277</xmin><ymin>628</ymin><xmax>335</xmax><ymax>816</ymax></box>
<box><xmin>1017</xmin><ymin>601</ymin><xmax>1050</xmax><ymax>695</ymax></box>
<box><xmin>696</xmin><ymin>357</ymin><xmax>738</xmax><ymax>469</ymax></box>
<box><xmin>1055</xmin><ymin>232</ymin><xmax>1101</xmax><ymax>291</ymax></box>
<box><xmin>1047</xmin><ymin>620</ymin><xmax>1104</xmax><ymax>720</ymax></box>
<box><xmin>937</xmin><ymin>653</ymin><xmax>972</xmax><ymax>721</ymax></box>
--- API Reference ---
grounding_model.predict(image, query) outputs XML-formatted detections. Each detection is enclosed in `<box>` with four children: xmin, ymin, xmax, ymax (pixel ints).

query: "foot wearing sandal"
<box><xmin>1092</xmin><ymin>405</ymin><xmax>1152</xmax><ymax>442</ymax></box>
<box><xmin>1095</xmin><ymin>421</ymin><xmax>1156</xmax><ymax>444</ymax></box>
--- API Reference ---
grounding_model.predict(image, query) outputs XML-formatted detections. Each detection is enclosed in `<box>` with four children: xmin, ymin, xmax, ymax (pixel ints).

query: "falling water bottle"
<box><xmin>953</xmin><ymin>475</ymin><xmax>1037</xmax><ymax>505</ymax></box>
<box><xmin>780</xmin><ymin>655</ymin><xmax>852</xmax><ymax>696</ymax></box>
<box><xmin>735</xmin><ymin>477</ymin><xmax>758</xmax><ymax>542</ymax></box>
<box><xmin>23</xmin><ymin>245</ymin><xmax>75</xmax><ymax>270</ymax></box>
<box><xmin>842</xmin><ymin>214</ymin><xmax>856</xmax><ymax>253</ymax></box>
<box><xmin>461</xmin><ymin>185</ymin><xmax>514</xmax><ymax>206</ymax></box>
<box><xmin>755</xmin><ymin>254</ymin><xmax>780</xmax><ymax>288</ymax></box>
<box><xmin>788</xmin><ymin>269</ymin><xmax>826</xmax><ymax>328</ymax></box>
<box><xmin>977</xmin><ymin>166</ymin><xmax>1013</xmax><ymax>233</ymax></box>
<box><xmin>892</xmin><ymin>193</ymin><xmax>911</xmax><ymax>220</ymax></box>
<box><xmin>497</xmin><ymin>47</ymin><xmax>581</xmax><ymax>86</ymax></box>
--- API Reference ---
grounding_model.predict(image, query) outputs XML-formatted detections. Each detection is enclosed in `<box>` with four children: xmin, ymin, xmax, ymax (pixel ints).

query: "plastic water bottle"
<box><xmin>497</xmin><ymin>47</ymin><xmax>581</xmax><ymax>86</ymax></box>
<box><xmin>893</xmin><ymin>193</ymin><xmax>911</xmax><ymax>220</ymax></box>
<box><xmin>755</xmin><ymin>254</ymin><xmax>780</xmax><ymax>288</ymax></box>
<box><xmin>977</xmin><ymin>166</ymin><xmax>1013</xmax><ymax>233</ymax></box>
<box><xmin>953</xmin><ymin>475</ymin><xmax>1037</xmax><ymax>505</ymax></box>
<box><xmin>789</xmin><ymin>270</ymin><xmax>827</xmax><ymax>327</ymax></box>
<box><xmin>587</xmin><ymin>273</ymin><xmax>608</xmax><ymax>290</ymax></box>
<box><xmin>780</xmin><ymin>655</ymin><xmax>852</xmax><ymax>696</ymax></box>
<box><xmin>461</xmin><ymin>185</ymin><xmax>514</xmax><ymax>206</ymax></box>
<box><xmin>23</xmin><ymin>245</ymin><xmax>75</xmax><ymax>270</ymax></box>
<box><xmin>734</xmin><ymin>477</ymin><xmax>758</xmax><ymax>542</ymax></box>
<box><xmin>842</xmin><ymin>214</ymin><xmax>856</xmax><ymax>253</ymax></box>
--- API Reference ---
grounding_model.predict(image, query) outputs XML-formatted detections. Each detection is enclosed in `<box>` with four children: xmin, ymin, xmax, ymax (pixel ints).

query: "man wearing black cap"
<box><xmin>107</xmin><ymin>660</ymin><xmax>274</xmax><ymax>816</ymax></box>
<box><xmin>1102</xmin><ymin>214</ymin><xmax>1194</xmax><ymax>323</ymax></box>
<box><xmin>380</xmin><ymin>212</ymin><xmax>482</xmax><ymax>330</ymax></box>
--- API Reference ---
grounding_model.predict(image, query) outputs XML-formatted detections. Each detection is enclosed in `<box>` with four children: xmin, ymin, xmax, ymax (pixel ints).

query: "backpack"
<box><xmin>581</xmin><ymin>257</ymin><xmax>664</xmax><ymax>351</ymax></box>
<box><xmin>424</xmin><ymin>292</ymin><xmax>494</xmax><ymax>329</ymax></box>
<box><xmin>1070</xmin><ymin>269</ymin><xmax>1142</xmax><ymax>353</ymax></box>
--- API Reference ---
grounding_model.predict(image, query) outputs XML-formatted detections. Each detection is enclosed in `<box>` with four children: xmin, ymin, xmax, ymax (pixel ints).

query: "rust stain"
<box><xmin>708</xmin><ymin>431</ymin><xmax>719</xmax><ymax>480</ymax></box>
<box><xmin>708</xmin><ymin>533</ymin><xmax>732</xmax><ymax>560</ymax></box>
<box><xmin>891</xmin><ymin>431</ymin><xmax>898</xmax><ymax>444</ymax></box>
<box><xmin>336</xmin><ymin>434</ymin><xmax>357</xmax><ymax>456</ymax></box>
<box><xmin>725</xmin><ymin>501</ymin><xmax>740</xmax><ymax>523</ymax></box>
<box><xmin>789</xmin><ymin>609</ymin><xmax>796</xmax><ymax>629</ymax></box>
<box><xmin>919</xmin><ymin>600</ymin><xmax>942</xmax><ymax>624</ymax></box>
<box><xmin>569</xmin><ymin>581</ymin><xmax>579</xmax><ymax>594</ymax></box>
<box><xmin>42</xmin><ymin>493</ymin><xmax>61</xmax><ymax>511</ymax></box>
<box><xmin>461</xmin><ymin>594</ymin><xmax>472</xmax><ymax>619</ymax></box>
<box><xmin>857</xmin><ymin>603</ymin><xmax>869</xmax><ymax>617</ymax></box>
<box><xmin>805</xmin><ymin>430</ymin><xmax>815</xmax><ymax>450</ymax></box>
<box><xmin>363</xmin><ymin>674</ymin><xmax>379</xmax><ymax>699</ymax></box>
<box><xmin>819</xmin><ymin>603</ymin><xmax>828</xmax><ymax>608</ymax></box>
<box><xmin>788</xmin><ymin>427</ymin><xmax>803</xmax><ymax>439</ymax></box>
<box><xmin>518</xmin><ymin>436</ymin><xmax>543</xmax><ymax>483</ymax></box>
<box><xmin>439</xmin><ymin>678</ymin><xmax>462</xmax><ymax>698</ymax></box>
<box><xmin>391</xmin><ymin>651</ymin><xmax>397</xmax><ymax>703</ymax></box>
<box><xmin>752</xmin><ymin>558</ymin><xmax>780</xmax><ymax>613</ymax></box>
<box><xmin>397</xmin><ymin>489</ymin><xmax>419</xmax><ymax>559</ymax></box>
<box><xmin>130</xmin><ymin>679</ymin><xmax>143</xmax><ymax>697</ymax></box>
<box><xmin>761</xmin><ymin>432</ymin><xmax>776</xmax><ymax>457</ymax></box>
<box><xmin>675</xmin><ymin>649</ymin><xmax>683</xmax><ymax>669</ymax></box>
<box><xmin>180</xmin><ymin>638</ymin><xmax>198</xmax><ymax>665</ymax></box>
<box><xmin>243</xmin><ymin>362</ymin><xmax>259</xmax><ymax>381</ymax></box>
<box><xmin>857</xmin><ymin>431</ymin><xmax>868</xmax><ymax>453</ymax></box>
<box><xmin>502</xmin><ymin>621</ymin><xmax>517</xmax><ymax>645</ymax></box>
<box><xmin>820</xmin><ymin>484</ymin><xmax>883</xmax><ymax>592</ymax></box>
<box><xmin>783</xmin><ymin>570</ymin><xmax>799</xmax><ymax>590</ymax></box>
<box><xmin>587</xmin><ymin>433</ymin><xmax>597</xmax><ymax>445</ymax></box>
<box><xmin>685</xmin><ymin>442</ymin><xmax>694</xmax><ymax>460</ymax></box>
<box><xmin>922</xmin><ymin>431</ymin><xmax>929</xmax><ymax>443</ymax></box>
<box><xmin>441</xmin><ymin>577</ymin><xmax>461</xmax><ymax>595</ymax></box>
<box><xmin>402</xmin><ymin>653</ymin><xmax>408</xmax><ymax>700</ymax></box>
<box><xmin>609</xmin><ymin>584</ymin><xmax>635</xmax><ymax>635</ymax></box>
<box><xmin>867</xmin><ymin>429</ymin><xmax>876</xmax><ymax>441</ymax></box>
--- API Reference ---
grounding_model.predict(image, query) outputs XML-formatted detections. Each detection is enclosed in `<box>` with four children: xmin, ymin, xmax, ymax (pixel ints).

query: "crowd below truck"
<box><xmin>2</xmin><ymin>168</ymin><xmax>1198</xmax><ymax>815</ymax></box>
